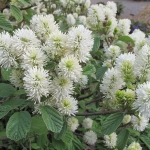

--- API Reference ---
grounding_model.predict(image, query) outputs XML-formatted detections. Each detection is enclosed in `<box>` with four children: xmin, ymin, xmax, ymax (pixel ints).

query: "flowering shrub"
<box><xmin>0</xmin><ymin>0</ymin><xmax>150</xmax><ymax>150</ymax></box>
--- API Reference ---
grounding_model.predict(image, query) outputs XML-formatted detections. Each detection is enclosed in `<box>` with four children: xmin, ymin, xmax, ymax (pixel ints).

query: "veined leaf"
<box><xmin>6</xmin><ymin>111</ymin><xmax>31</xmax><ymax>141</ymax></box>
<box><xmin>102</xmin><ymin>113</ymin><xmax>124</xmax><ymax>135</ymax></box>
<box><xmin>10</xmin><ymin>5</ymin><xmax>23</xmax><ymax>22</ymax></box>
<box><xmin>40</xmin><ymin>105</ymin><xmax>63</xmax><ymax>133</ymax></box>
<box><xmin>117</xmin><ymin>129</ymin><xmax>129</xmax><ymax>150</ymax></box>
<box><xmin>83</xmin><ymin>64</ymin><xmax>96</xmax><ymax>75</ymax></box>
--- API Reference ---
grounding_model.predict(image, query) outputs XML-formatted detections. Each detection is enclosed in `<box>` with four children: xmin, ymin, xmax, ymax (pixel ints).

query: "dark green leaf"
<box><xmin>30</xmin><ymin>115</ymin><xmax>48</xmax><ymax>135</ymax></box>
<box><xmin>2</xmin><ymin>99</ymin><xmax>26</xmax><ymax>108</ymax></box>
<box><xmin>0</xmin><ymin>106</ymin><xmax>12</xmax><ymax>119</ymax></box>
<box><xmin>13</xmin><ymin>89</ymin><xmax>26</xmax><ymax>96</ymax></box>
<box><xmin>117</xmin><ymin>129</ymin><xmax>129</xmax><ymax>150</ymax></box>
<box><xmin>92</xmin><ymin>36</ymin><xmax>100</xmax><ymax>54</ymax></box>
<box><xmin>72</xmin><ymin>135</ymin><xmax>83</xmax><ymax>150</ymax></box>
<box><xmin>96</xmin><ymin>66</ymin><xmax>107</xmax><ymax>80</ymax></box>
<box><xmin>83</xmin><ymin>64</ymin><xmax>96</xmax><ymax>75</ymax></box>
<box><xmin>54</xmin><ymin>121</ymin><xmax>68</xmax><ymax>140</ymax></box>
<box><xmin>40</xmin><ymin>105</ymin><xmax>63</xmax><ymax>133</ymax></box>
<box><xmin>140</xmin><ymin>135</ymin><xmax>150</xmax><ymax>149</ymax></box>
<box><xmin>102</xmin><ymin>113</ymin><xmax>124</xmax><ymax>135</ymax></box>
<box><xmin>118</xmin><ymin>36</ymin><xmax>135</xmax><ymax>46</ymax></box>
<box><xmin>10</xmin><ymin>5</ymin><xmax>23</xmax><ymax>22</ymax></box>
<box><xmin>0</xmin><ymin>83</ymin><xmax>16</xmax><ymax>97</ymax></box>
<box><xmin>0</xmin><ymin>18</ymin><xmax>13</xmax><ymax>31</ymax></box>
<box><xmin>6</xmin><ymin>111</ymin><xmax>31</xmax><ymax>141</ymax></box>
<box><xmin>52</xmin><ymin>137</ymin><xmax>66</xmax><ymax>150</ymax></box>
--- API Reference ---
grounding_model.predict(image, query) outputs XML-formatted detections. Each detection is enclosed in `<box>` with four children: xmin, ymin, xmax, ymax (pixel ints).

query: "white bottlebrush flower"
<box><xmin>100</xmin><ymin>67</ymin><xmax>125</xmax><ymax>99</ymax></box>
<box><xmin>66</xmin><ymin>25</ymin><xmax>94</xmax><ymax>62</ymax></box>
<box><xmin>106</xmin><ymin>1</ymin><xmax>117</xmax><ymax>17</ymax></box>
<box><xmin>133</xmin><ymin>81</ymin><xmax>150</xmax><ymax>118</ymax></box>
<box><xmin>103</xmin><ymin>132</ymin><xmax>117</xmax><ymax>149</ymax></box>
<box><xmin>66</xmin><ymin>14</ymin><xmax>76</xmax><ymax>26</ymax></box>
<box><xmin>50</xmin><ymin>76</ymin><xmax>74</xmax><ymax>101</ymax></box>
<box><xmin>115</xmin><ymin>53</ymin><xmax>135</xmax><ymax>82</ymax></box>
<box><xmin>78</xmin><ymin>16</ymin><xmax>87</xmax><ymax>26</ymax></box>
<box><xmin>58</xmin><ymin>55</ymin><xmax>82</xmax><ymax>82</ymax></box>
<box><xmin>127</xmin><ymin>142</ymin><xmax>142</xmax><ymax>150</ymax></box>
<box><xmin>30</xmin><ymin>14</ymin><xmax>59</xmax><ymax>40</ymax></box>
<box><xmin>83</xmin><ymin>130</ymin><xmax>97</xmax><ymax>145</ymax></box>
<box><xmin>44</xmin><ymin>30</ymin><xmax>67</xmax><ymax>58</ymax></box>
<box><xmin>122</xmin><ymin>115</ymin><xmax>131</xmax><ymax>125</ymax></box>
<box><xmin>10</xmin><ymin>69</ymin><xmax>24</xmax><ymax>88</ymax></box>
<box><xmin>82</xmin><ymin>118</ymin><xmax>93</xmax><ymax>129</ymax></box>
<box><xmin>84</xmin><ymin>0</ymin><xmax>91</xmax><ymax>8</ymax></box>
<box><xmin>77</xmin><ymin>75</ymin><xmax>88</xmax><ymax>88</ymax></box>
<box><xmin>12</xmin><ymin>28</ymin><xmax>40</xmax><ymax>57</ymax></box>
<box><xmin>131</xmin><ymin>115</ymin><xmax>149</xmax><ymax>132</ymax></box>
<box><xmin>117</xmin><ymin>19</ymin><xmax>131</xmax><ymax>35</ymax></box>
<box><xmin>0</xmin><ymin>32</ymin><xmax>18</xmax><ymax>69</ymax></box>
<box><xmin>134</xmin><ymin>44</ymin><xmax>150</xmax><ymax>79</ymax></box>
<box><xmin>87</xmin><ymin>4</ymin><xmax>105</xmax><ymax>30</ymax></box>
<box><xmin>57</xmin><ymin>96</ymin><xmax>78</xmax><ymax>116</ymax></box>
<box><xmin>130</xmin><ymin>29</ymin><xmax>146</xmax><ymax>53</ymax></box>
<box><xmin>68</xmin><ymin>117</ymin><xmax>79</xmax><ymax>132</ymax></box>
<box><xmin>105</xmin><ymin>45</ymin><xmax>121</xmax><ymax>59</ymax></box>
<box><xmin>23</xmin><ymin>67</ymin><xmax>50</xmax><ymax>103</ymax></box>
<box><xmin>21</xmin><ymin>47</ymin><xmax>47</xmax><ymax>69</ymax></box>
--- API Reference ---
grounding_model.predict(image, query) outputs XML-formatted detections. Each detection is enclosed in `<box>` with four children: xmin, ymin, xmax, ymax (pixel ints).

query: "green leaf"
<box><xmin>18</xmin><ymin>0</ymin><xmax>30</xmax><ymax>5</ymax></box>
<box><xmin>1</xmin><ymin>68</ymin><xmax>13</xmax><ymax>81</ymax></box>
<box><xmin>30</xmin><ymin>115</ymin><xmax>48</xmax><ymax>135</ymax></box>
<box><xmin>0</xmin><ymin>106</ymin><xmax>12</xmax><ymax>119</ymax></box>
<box><xmin>0</xmin><ymin>83</ymin><xmax>16</xmax><ymax>97</ymax></box>
<box><xmin>0</xmin><ymin>13</ymin><xmax>5</xmax><ymax>19</ymax></box>
<box><xmin>102</xmin><ymin>113</ymin><xmax>124</xmax><ymax>135</ymax></box>
<box><xmin>10</xmin><ymin>5</ymin><xmax>23</xmax><ymax>22</ymax></box>
<box><xmin>13</xmin><ymin>89</ymin><xmax>26</xmax><ymax>96</ymax></box>
<box><xmin>54</xmin><ymin>121</ymin><xmax>68</xmax><ymax>140</ymax></box>
<box><xmin>40</xmin><ymin>105</ymin><xmax>63</xmax><ymax>133</ymax></box>
<box><xmin>96</xmin><ymin>66</ymin><xmax>107</xmax><ymax>80</ymax></box>
<box><xmin>83</xmin><ymin>64</ymin><xmax>96</xmax><ymax>75</ymax></box>
<box><xmin>72</xmin><ymin>135</ymin><xmax>83</xmax><ymax>150</ymax></box>
<box><xmin>127</xmin><ymin>128</ymin><xmax>140</xmax><ymax>137</ymax></box>
<box><xmin>2</xmin><ymin>99</ymin><xmax>26</xmax><ymax>108</ymax></box>
<box><xmin>31</xmin><ymin>143</ymin><xmax>40</xmax><ymax>150</ymax></box>
<box><xmin>6</xmin><ymin>111</ymin><xmax>31</xmax><ymax>141</ymax></box>
<box><xmin>117</xmin><ymin>129</ymin><xmax>129</xmax><ymax>150</ymax></box>
<box><xmin>140</xmin><ymin>135</ymin><xmax>150</xmax><ymax>149</ymax></box>
<box><xmin>37</xmin><ymin>134</ymin><xmax>49</xmax><ymax>148</ymax></box>
<box><xmin>118</xmin><ymin>36</ymin><xmax>135</xmax><ymax>46</ymax></box>
<box><xmin>52</xmin><ymin>137</ymin><xmax>66</xmax><ymax>150</ymax></box>
<box><xmin>92</xmin><ymin>36</ymin><xmax>100</xmax><ymax>54</ymax></box>
<box><xmin>0</xmin><ymin>18</ymin><xmax>13</xmax><ymax>31</ymax></box>
<box><xmin>62</xmin><ymin>129</ymin><xmax>73</xmax><ymax>144</ymax></box>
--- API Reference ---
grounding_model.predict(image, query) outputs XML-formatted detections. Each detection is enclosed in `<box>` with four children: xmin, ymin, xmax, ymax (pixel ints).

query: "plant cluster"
<box><xmin>0</xmin><ymin>0</ymin><xmax>150</xmax><ymax>150</ymax></box>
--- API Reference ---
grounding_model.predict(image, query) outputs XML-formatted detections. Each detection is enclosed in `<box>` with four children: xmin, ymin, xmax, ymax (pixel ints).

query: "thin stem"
<box><xmin>76</xmin><ymin>110</ymin><xmax>122</xmax><ymax>116</ymax></box>
<box><xmin>20</xmin><ymin>5</ymin><xmax>34</xmax><ymax>10</ymax></box>
<box><xmin>85</xmin><ymin>98</ymin><xmax>102</xmax><ymax>105</ymax></box>
<box><xmin>78</xmin><ymin>93</ymin><xmax>93</xmax><ymax>100</ymax></box>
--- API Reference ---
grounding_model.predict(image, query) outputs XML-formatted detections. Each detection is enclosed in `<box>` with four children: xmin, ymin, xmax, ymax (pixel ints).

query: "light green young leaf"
<box><xmin>10</xmin><ymin>5</ymin><xmax>23</xmax><ymax>22</ymax></box>
<box><xmin>1</xmin><ymin>68</ymin><xmax>13</xmax><ymax>81</ymax></box>
<box><xmin>62</xmin><ymin>129</ymin><xmax>73</xmax><ymax>144</ymax></box>
<box><xmin>6</xmin><ymin>111</ymin><xmax>31</xmax><ymax>141</ymax></box>
<box><xmin>118</xmin><ymin>36</ymin><xmax>135</xmax><ymax>46</ymax></box>
<box><xmin>102</xmin><ymin>113</ymin><xmax>124</xmax><ymax>135</ymax></box>
<box><xmin>40</xmin><ymin>105</ymin><xmax>63</xmax><ymax>133</ymax></box>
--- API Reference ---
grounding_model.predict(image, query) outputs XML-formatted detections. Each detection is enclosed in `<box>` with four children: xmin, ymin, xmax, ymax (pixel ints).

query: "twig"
<box><xmin>20</xmin><ymin>5</ymin><xmax>34</xmax><ymax>10</ymax></box>
<box><xmin>85</xmin><ymin>98</ymin><xmax>102</xmax><ymax>105</ymax></box>
<box><xmin>78</xmin><ymin>93</ymin><xmax>94</xmax><ymax>100</ymax></box>
<box><xmin>76</xmin><ymin>110</ymin><xmax>122</xmax><ymax>116</ymax></box>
